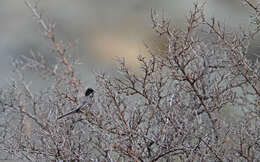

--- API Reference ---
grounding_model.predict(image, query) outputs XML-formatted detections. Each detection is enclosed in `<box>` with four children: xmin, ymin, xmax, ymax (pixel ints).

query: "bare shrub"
<box><xmin>0</xmin><ymin>0</ymin><xmax>259</xmax><ymax>161</ymax></box>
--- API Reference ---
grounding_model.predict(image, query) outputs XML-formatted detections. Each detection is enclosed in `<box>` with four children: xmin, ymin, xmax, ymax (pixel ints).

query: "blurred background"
<box><xmin>0</xmin><ymin>0</ymin><xmax>257</xmax><ymax>89</ymax></box>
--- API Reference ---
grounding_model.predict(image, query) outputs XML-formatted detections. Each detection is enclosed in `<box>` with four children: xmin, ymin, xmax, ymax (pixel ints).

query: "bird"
<box><xmin>57</xmin><ymin>88</ymin><xmax>95</xmax><ymax>120</ymax></box>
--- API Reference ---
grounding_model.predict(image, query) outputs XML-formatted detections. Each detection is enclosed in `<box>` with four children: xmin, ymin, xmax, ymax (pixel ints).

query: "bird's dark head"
<box><xmin>85</xmin><ymin>88</ymin><xmax>94</xmax><ymax>96</ymax></box>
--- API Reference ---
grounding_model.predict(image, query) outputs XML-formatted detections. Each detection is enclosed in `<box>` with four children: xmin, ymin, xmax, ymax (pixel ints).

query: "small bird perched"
<box><xmin>57</xmin><ymin>88</ymin><xmax>94</xmax><ymax>120</ymax></box>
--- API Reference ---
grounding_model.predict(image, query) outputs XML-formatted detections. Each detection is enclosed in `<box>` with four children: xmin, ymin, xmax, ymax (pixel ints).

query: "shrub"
<box><xmin>0</xmin><ymin>0</ymin><xmax>259</xmax><ymax>161</ymax></box>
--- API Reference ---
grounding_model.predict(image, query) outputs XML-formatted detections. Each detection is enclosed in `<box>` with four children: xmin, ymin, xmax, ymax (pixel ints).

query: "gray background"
<box><xmin>0</xmin><ymin>0</ymin><xmax>257</xmax><ymax>89</ymax></box>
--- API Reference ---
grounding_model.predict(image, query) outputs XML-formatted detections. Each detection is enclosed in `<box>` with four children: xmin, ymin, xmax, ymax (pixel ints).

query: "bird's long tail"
<box><xmin>57</xmin><ymin>109</ymin><xmax>78</xmax><ymax>120</ymax></box>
